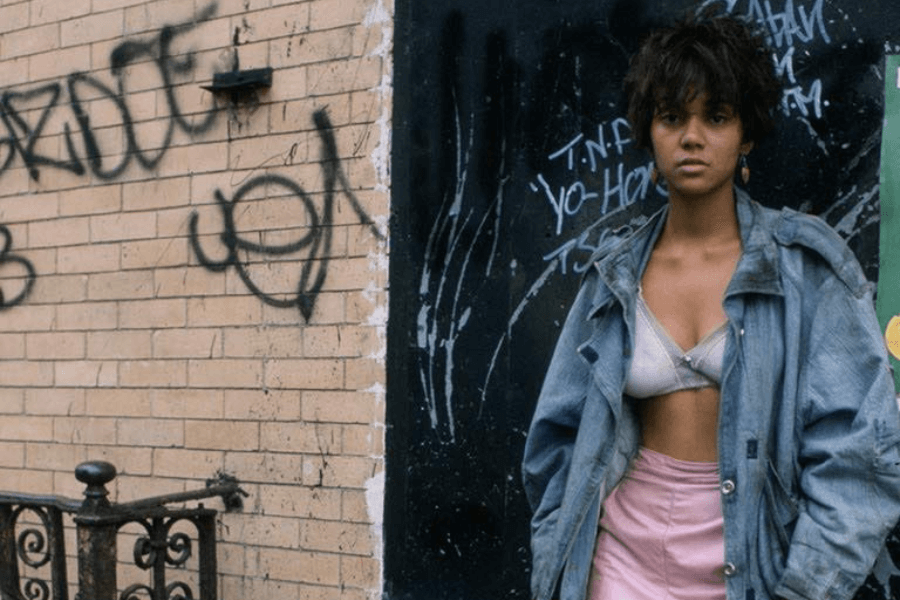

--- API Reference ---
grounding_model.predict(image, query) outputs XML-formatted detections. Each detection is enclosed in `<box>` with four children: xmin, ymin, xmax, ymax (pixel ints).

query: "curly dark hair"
<box><xmin>623</xmin><ymin>9</ymin><xmax>782</xmax><ymax>150</ymax></box>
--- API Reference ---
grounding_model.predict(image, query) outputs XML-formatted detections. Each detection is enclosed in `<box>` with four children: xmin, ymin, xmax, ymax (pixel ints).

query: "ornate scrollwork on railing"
<box><xmin>0</xmin><ymin>461</ymin><xmax>244</xmax><ymax>600</ymax></box>
<box><xmin>119</xmin><ymin>583</ymin><xmax>153</xmax><ymax>600</ymax></box>
<box><xmin>22</xmin><ymin>578</ymin><xmax>51</xmax><ymax>600</ymax></box>
<box><xmin>4</xmin><ymin>503</ymin><xmax>63</xmax><ymax>600</ymax></box>
<box><xmin>166</xmin><ymin>582</ymin><xmax>194</xmax><ymax>600</ymax></box>
<box><xmin>166</xmin><ymin>530</ymin><xmax>192</xmax><ymax>566</ymax></box>
<box><xmin>132</xmin><ymin>533</ymin><xmax>156</xmax><ymax>570</ymax></box>
<box><xmin>14</xmin><ymin>507</ymin><xmax>53</xmax><ymax>569</ymax></box>
<box><xmin>118</xmin><ymin>580</ymin><xmax>196</xmax><ymax>600</ymax></box>
<box><xmin>131</xmin><ymin>520</ymin><xmax>196</xmax><ymax>575</ymax></box>
<box><xmin>123</xmin><ymin>516</ymin><xmax>202</xmax><ymax>600</ymax></box>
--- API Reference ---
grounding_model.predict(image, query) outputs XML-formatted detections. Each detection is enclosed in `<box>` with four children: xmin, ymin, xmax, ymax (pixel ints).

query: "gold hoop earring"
<box><xmin>650</xmin><ymin>164</ymin><xmax>659</xmax><ymax>185</ymax></box>
<box><xmin>740</xmin><ymin>154</ymin><xmax>750</xmax><ymax>185</ymax></box>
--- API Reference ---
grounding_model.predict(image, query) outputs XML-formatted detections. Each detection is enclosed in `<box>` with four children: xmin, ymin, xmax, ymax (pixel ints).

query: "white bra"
<box><xmin>624</xmin><ymin>289</ymin><xmax>727</xmax><ymax>399</ymax></box>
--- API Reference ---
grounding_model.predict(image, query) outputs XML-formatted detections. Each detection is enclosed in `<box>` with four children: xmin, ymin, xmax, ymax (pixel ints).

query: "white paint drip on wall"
<box><xmin>824</xmin><ymin>183</ymin><xmax>880</xmax><ymax>238</ymax></box>
<box><xmin>416</xmin><ymin>102</ymin><xmax>478</xmax><ymax>442</ymax></box>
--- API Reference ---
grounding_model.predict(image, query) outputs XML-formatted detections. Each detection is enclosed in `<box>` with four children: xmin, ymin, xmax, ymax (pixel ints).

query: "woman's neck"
<box><xmin>659</xmin><ymin>187</ymin><xmax>740</xmax><ymax>249</ymax></box>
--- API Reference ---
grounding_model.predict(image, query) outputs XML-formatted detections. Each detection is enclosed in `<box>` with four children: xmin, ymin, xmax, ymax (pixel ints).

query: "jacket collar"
<box><xmin>725</xmin><ymin>188</ymin><xmax>784</xmax><ymax>299</ymax></box>
<box><xmin>589</xmin><ymin>188</ymin><xmax>783</xmax><ymax>318</ymax></box>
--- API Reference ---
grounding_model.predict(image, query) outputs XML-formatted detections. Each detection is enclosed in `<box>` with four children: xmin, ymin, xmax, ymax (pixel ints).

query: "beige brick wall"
<box><xmin>0</xmin><ymin>0</ymin><xmax>391</xmax><ymax>597</ymax></box>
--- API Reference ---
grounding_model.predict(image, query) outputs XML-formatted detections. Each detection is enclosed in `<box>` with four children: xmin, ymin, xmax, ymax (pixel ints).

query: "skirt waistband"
<box><xmin>633</xmin><ymin>446</ymin><xmax>720</xmax><ymax>485</ymax></box>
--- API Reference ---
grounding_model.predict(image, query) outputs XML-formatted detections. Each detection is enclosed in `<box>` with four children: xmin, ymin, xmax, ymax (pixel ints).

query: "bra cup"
<box><xmin>624</xmin><ymin>294</ymin><xmax>726</xmax><ymax>399</ymax></box>
<box><xmin>624</xmin><ymin>304</ymin><xmax>681</xmax><ymax>398</ymax></box>
<box><xmin>685</xmin><ymin>327</ymin><xmax>728</xmax><ymax>382</ymax></box>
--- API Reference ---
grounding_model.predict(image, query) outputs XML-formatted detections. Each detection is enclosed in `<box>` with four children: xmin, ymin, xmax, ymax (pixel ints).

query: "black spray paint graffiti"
<box><xmin>0</xmin><ymin>3</ymin><xmax>218</xmax><ymax>183</ymax></box>
<box><xmin>0</xmin><ymin>4</ymin><xmax>219</xmax><ymax>310</ymax></box>
<box><xmin>189</xmin><ymin>109</ymin><xmax>385</xmax><ymax>321</ymax></box>
<box><xmin>0</xmin><ymin>225</ymin><xmax>35</xmax><ymax>310</ymax></box>
<box><xmin>0</xmin><ymin>1</ymin><xmax>385</xmax><ymax>318</ymax></box>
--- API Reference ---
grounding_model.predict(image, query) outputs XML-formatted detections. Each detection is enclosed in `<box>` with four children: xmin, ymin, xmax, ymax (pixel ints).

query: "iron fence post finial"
<box><xmin>75</xmin><ymin>461</ymin><xmax>116</xmax><ymax>512</ymax></box>
<box><xmin>74</xmin><ymin>461</ymin><xmax>119</xmax><ymax>600</ymax></box>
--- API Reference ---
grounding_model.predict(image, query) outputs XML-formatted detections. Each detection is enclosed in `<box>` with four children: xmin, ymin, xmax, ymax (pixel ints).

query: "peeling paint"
<box><xmin>366</xmin><ymin>0</ymin><xmax>394</xmax><ymax>195</ymax></box>
<box><xmin>366</xmin><ymin>382</ymin><xmax>386</xmax><ymax>409</ymax></box>
<box><xmin>365</xmin><ymin>469</ymin><xmax>386</xmax><ymax>597</ymax></box>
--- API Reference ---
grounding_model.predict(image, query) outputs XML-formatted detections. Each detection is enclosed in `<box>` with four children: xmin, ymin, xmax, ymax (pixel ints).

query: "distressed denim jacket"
<box><xmin>522</xmin><ymin>189</ymin><xmax>900</xmax><ymax>600</ymax></box>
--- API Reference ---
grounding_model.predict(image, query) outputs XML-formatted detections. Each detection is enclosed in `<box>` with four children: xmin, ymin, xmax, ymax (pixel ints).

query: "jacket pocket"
<box><xmin>756</xmin><ymin>461</ymin><xmax>799</xmax><ymax>595</ymax></box>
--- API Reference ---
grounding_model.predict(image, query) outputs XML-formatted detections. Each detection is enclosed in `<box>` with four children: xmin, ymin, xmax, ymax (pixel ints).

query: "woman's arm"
<box><xmin>776</xmin><ymin>275</ymin><xmax>900</xmax><ymax>600</ymax></box>
<box><xmin>522</xmin><ymin>279</ymin><xmax>595</xmax><ymax>521</ymax></box>
<box><xmin>521</xmin><ymin>278</ymin><xmax>598</xmax><ymax>595</ymax></box>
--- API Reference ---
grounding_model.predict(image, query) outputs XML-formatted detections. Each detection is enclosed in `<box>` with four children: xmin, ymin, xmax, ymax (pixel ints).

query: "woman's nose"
<box><xmin>680</xmin><ymin>117</ymin><xmax>705</xmax><ymax>147</ymax></box>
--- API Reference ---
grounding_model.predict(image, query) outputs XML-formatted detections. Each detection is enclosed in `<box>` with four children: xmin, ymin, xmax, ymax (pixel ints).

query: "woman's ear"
<box><xmin>740</xmin><ymin>140</ymin><xmax>754</xmax><ymax>155</ymax></box>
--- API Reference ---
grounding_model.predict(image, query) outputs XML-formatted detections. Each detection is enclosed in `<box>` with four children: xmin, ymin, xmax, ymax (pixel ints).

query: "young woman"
<box><xmin>522</xmin><ymin>11</ymin><xmax>900</xmax><ymax>600</ymax></box>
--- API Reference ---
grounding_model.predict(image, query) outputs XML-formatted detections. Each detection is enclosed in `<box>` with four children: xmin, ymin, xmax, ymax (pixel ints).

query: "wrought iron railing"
<box><xmin>0</xmin><ymin>461</ymin><xmax>246</xmax><ymax>600</ymax></box>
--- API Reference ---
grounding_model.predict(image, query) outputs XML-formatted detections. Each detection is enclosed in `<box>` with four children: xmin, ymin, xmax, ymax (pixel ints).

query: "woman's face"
<box><xmin>650</xmin><ymin>91</ymin><xmax>753</xmax><ymax>201</ymax></box>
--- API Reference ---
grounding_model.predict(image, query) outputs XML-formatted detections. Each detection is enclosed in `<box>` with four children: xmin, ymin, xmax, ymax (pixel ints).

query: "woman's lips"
<box><xmin>675</xmin><ymin>158</ymin><xmax>709</xmax><ymax>174</ymax></box>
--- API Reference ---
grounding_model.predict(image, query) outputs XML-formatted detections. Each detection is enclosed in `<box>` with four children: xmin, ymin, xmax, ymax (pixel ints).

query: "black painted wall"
<box><xmin>387</xmin><ymin>1</ymin><xmax>900</xmax><ymax>598</ymax></box>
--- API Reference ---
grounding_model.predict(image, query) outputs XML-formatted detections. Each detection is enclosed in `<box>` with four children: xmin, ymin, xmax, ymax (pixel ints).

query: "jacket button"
<box><xmin>739</xmin><ymin>328</ymin><xmax>745</xmax><ymax>336</ymax></box>
<box><xmin>723</xmin><ymin>562</ymin><xmax>738</xmax><ymax>577</ymax></box>
<box><xmin>721</xmin><ymin>479</ymin><xmax>736</xmax><ymax>495</ymax></box>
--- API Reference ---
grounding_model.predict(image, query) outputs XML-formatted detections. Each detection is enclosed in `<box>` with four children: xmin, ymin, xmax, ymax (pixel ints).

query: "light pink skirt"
<box><xmin>587</xmin><ymin>447</ymin><xmax>726</xmax><ymax>600</ymax></box>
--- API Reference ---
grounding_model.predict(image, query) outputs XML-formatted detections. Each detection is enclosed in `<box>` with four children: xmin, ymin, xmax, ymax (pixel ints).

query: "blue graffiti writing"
<box><xmin>746</xmin><ymin>0</ymin><xmax>829</xmax><ymax>48</ymax></box>
<box><xmin>775</xmin><ymin>46</ymin><xmax>824</xmax><ymax>118</ymax></box>
<box><xmin>702</xmin><ymin>0</ymin><xmax>831</xmax><ymax>120</ymax></box>
<box><xmin>701</xmin><ymin>0</ymin><xmax>829</xmax><ymax>46</ymax></box>
<box><xmin>541</xmin><ymin>228</ymin><xmax>610</xmax><ymax>276</ymax></box>
<box><xmin>529</xmin><ymin>119</ymin><xmax>655</xmax><ymax>236</ymax></box>
<box><xmin>546</xmin><ymin>118</ymin><xmax>633</xmax><ymax>170</ymax></box>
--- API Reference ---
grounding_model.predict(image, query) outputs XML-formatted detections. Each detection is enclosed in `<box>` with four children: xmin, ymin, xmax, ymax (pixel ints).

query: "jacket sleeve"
<box><xmin>776</xmin><ymin>273</ymin><xmax>900</xmax><ymax>600</ymax></box>
<box><xmin>521</xmin><ymin>276</ymin><xmax>598</xmax><ymax>595</ymax></box>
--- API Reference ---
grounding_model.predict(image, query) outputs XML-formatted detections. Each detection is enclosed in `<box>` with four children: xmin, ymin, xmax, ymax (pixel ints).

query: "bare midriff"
<box><xmin>637</xmin><ymin>386</ymin><xmax>720</xmax><ymax>462</ymax></box>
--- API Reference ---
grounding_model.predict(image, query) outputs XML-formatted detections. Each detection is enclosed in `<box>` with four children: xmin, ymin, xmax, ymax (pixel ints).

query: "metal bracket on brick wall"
<box><xmin>202</xmin><ymin>67</ymin><xmax>274</xmax><ymax>104</ymax></box>
<box><xmin>0</xmin><ymin>460</ymin><xmax>246</xmax><ymax>600</ymax></box>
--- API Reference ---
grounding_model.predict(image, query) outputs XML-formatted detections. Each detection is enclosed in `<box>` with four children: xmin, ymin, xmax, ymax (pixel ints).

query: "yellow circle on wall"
<box><xmin>887</xmin><ymin>316</ymin><xmax>900</xmax><ymax>361</ymax></box>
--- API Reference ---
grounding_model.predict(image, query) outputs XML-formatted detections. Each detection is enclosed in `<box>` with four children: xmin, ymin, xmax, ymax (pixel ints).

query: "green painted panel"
<box><xmin>878</xmin><ymin>54</ymin><xmax>900</xmax><ymax>391</ymax></box>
